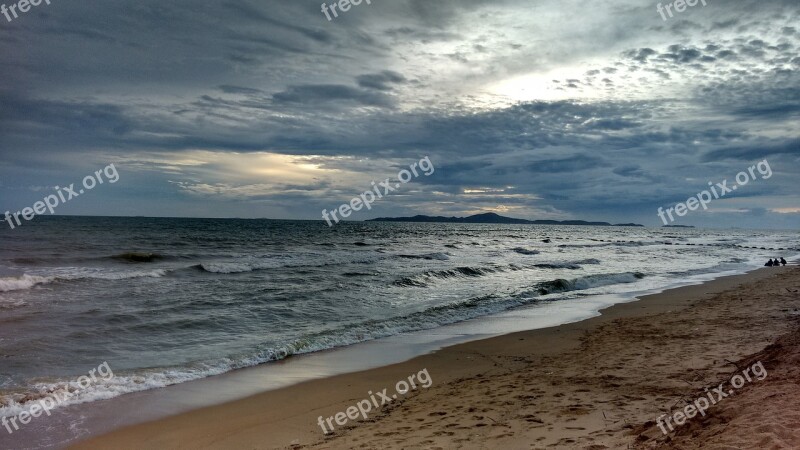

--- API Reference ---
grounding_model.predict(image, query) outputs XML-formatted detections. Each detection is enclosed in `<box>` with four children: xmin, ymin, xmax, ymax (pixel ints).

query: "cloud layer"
<box><xmin>0</xmin><ymin>0</ymin><xmax>797</xmax><ymax>227</ymax></box>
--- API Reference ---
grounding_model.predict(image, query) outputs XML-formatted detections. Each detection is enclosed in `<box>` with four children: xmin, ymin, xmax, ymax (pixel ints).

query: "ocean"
<box><xmin>1</xmin><ymin>216</ymin><xmax>798</xmax><ymax>421</ymax></box>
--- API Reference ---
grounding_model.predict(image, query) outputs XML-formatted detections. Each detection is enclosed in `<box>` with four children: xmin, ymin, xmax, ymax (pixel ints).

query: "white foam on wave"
<box><xmin>78</xmin><ymin>269</ymin><xmax>167</xmax><ymax>280</ymax></box>
<box><xmin>0</xmin><ymin>349</ymin><xmax>298</xmax><ymax>418</ymax></box>
<box><xmin>0</xmin><ymin>274</ymin><xmax>53</xmax><ymax>292</ymax></box>
<box><xmin>0</xmin><ymin>269</ymin><xmax>167</xmax><ymax>292</ymax></box>
<box><xmin>0</xmin><ymin>372</ymin><xmax>197</xmax><ymax>418</ymax></box>
<box><xmin>570</xmin><ymin>272</ymin><xmax>644</xmax><ymax>290</ymax></box>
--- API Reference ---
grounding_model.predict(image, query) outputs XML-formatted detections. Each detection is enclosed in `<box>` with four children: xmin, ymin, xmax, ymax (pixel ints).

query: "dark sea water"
<box><xmin>0</xmin><ymin>216</ymin><xmax>798</xmax><ymax>419</ymax></box>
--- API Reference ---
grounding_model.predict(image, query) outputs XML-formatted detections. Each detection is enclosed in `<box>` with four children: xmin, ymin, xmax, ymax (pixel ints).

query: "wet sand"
<box><xmin>74</xmin><ymin>266</ymin><xmax>800</xmax><ymax>449</ymax></box>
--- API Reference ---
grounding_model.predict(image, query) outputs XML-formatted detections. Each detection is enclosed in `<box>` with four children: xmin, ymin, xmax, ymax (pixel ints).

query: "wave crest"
<box><xmin>0</xmin><ymin>270</ymin><xmax>167</xmax><ymax>292</ymax></box>
<box><xmin>0</xmin><ymin>274</ymin><xmax>53</xmax><ymax>292</ymax></box>
<box><xmin>394</xmin><ymin>266</ymin><xmax>500</xmax><ymax>287</ymax></box>
<box><xmin>532</xmin><ymin>272</ymin><xmax>645</xmax><ymax>295</ymax></box>
<box><xmin>111</xmin><ymin>252</ymin><xmax>164</xmax><ymax>263</ymax></box>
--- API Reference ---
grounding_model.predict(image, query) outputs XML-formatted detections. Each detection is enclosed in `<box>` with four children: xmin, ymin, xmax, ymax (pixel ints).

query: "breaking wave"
<box><xmin>394</xmin><ymin>266</ymin><xmax>503</xmax><ymax>287</ymax></box>
<box><xmin>394</xmin><ymin>259</ymin><xmax>603</xmax><ymax>287</ymax></box>
<box><xmin>529</xmin><ymin>272</ymin><xmax>645</xmax><ymax>296</ymax></box>
<box><xmin>0</xmin><ymin>270</ymin><xmax>167</xmax><ymax>293</ymax></box>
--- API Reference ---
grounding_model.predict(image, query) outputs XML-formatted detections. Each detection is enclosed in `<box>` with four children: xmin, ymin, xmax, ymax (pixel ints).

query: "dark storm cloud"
<box><xmin>0</xmin><ymin>92</ymin><xmax>134</xmax><ymax>142</ymax></box>
<box><xmin>613</xmin><ymin>165</ymin><xmax>647</xmax><ymax>178</ymax></box>
<box><xmin>659</xmin><ymin>46</ymin><xmax>703</xmax><ymax>63</ymax></box>
<box><xmin>383</xmin><ymin>26</ymin><xmax>463</xmax><ymax>43</ymax></box>
<box><xmin>527</xmin><ymin>155</ymin><xmax>607</xmax><ymax>173</ymax></box>
<box><xmin>625</xmin><ymin>48</ymin><xmax>657</xmax><ymax>63</ymax></box>
<box><xmin>356</xmin><ymin>71</ymin><xmax>407</xmax><ymax>91</ymax></box>
<box><xmin>272</xmin><ymin>84</ymin><xmax>396</xmax><ymax>107</ymax></box>
<box><xmin>711</xmin><ymin>19</ymin><xmax>740</xmax><ymax>30</ymax></box>
<box><xmin>701</xmin><ymin>139</ymin><xmax>800</xmax><ymax>162</ymax></box>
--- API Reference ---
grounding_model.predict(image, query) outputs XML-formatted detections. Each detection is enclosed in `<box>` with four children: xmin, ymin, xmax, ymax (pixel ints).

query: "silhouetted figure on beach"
<box><xmin>780</xmin><ymin>257</ymin><xmax>787</xmax><ymax>266</ymax></box>
<box><xmin>765</xmin><ymin>259</ymin><xmax>774</xmax><ymax>267</ymax></box>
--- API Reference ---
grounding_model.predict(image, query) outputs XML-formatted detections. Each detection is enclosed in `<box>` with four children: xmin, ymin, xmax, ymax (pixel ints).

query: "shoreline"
<box><xmin>70</xmin><ymin>265</ymin><xmax>799</xmax><ymax>449</ymax></box>
<box><xmin>3</xmin><ymin>260</ymin><xmax>763</xmax><ymax>448</ymax></box>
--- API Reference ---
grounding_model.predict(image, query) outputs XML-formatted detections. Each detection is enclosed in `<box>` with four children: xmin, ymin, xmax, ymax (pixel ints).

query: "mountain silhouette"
<box><xmin>368</xmin><ymin>212</ymin><xmax>643</xmax><ymax>227</ymax></box>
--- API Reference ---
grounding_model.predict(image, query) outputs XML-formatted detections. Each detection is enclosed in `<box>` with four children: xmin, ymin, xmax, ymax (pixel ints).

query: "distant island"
<box><xmin>367</xmin><ymin>212</ymin><xmax>644</xmax><ymax>227</ymax></box>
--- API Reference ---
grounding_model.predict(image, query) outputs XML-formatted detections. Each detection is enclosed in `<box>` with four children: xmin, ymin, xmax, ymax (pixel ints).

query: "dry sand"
<box><xmin>74</xmin><ymin>266</ymin><xmax>800</xmax><ymax>449</ymax></box>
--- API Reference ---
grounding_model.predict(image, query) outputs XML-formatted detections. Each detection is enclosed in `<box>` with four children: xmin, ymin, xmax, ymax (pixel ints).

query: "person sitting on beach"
<box><xmin>765</xmin><ymin>259</ymin><xmax>774</xmax><ymax>266</ymax></box>
<box><xmin>780</xmin><ymin>257</ymin><xmax>787</xmax><ymax>266</ymax></box>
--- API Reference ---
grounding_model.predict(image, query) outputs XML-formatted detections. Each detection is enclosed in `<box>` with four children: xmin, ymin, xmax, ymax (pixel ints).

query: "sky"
<box><xmin>0</xmin><ymin>0</ymin><xmax>798</xmax><ymax>228</ymax></box>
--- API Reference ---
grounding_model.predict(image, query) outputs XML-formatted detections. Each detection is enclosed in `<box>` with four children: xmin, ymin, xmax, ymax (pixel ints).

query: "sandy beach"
<box><xmin>71</xmin><ymin>265</ymin><xmax>800</xmax><ymax>449</ymax></box>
